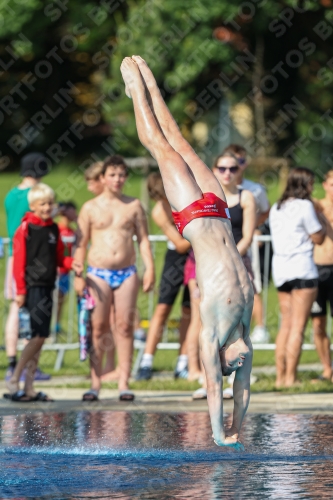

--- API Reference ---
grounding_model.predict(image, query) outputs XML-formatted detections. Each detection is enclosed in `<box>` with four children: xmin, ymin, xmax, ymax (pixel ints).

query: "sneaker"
<box><xmin>251</xmin><ymin>325</ymin><xmax>269</xmax><ymax>343</ymax></box>
<box><xmin>192</xmin><ymin>387</ymin><xmax>207</xmax><ymax>400</ymax></box>
<box><xmin>5</xmin><ymin>367</ymin><xmax>26</xmax><ymax>382</ymax></box>
<box><xmin>174</xmin><ymin>367</ymin><xmax>188</xmax><ymax>380</ymax></box>
<box><xmin>136</xmin><ymin>366</ymin><xmax>152</xmax><ymax>381</ymax></box>
<box><xmin>34</xmin><ymin>367</ymin><xmax>51</xmax><ymax>381</ymax></box>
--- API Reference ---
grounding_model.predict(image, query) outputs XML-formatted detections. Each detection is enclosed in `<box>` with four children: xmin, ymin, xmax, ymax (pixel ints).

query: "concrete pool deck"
<box><xmin>0</xmin><ymin>382</ymin><xmax>333</xmax><ymax>415</ymax></box>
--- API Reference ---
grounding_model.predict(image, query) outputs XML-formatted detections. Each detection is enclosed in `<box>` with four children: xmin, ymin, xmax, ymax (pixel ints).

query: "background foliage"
<box><xmin>0</xmin><ymin>1</ymin><xmax>332</xmax><ymax>172</ymax></box>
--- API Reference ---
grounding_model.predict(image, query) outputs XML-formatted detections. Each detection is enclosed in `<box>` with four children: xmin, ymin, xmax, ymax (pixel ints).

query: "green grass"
<box><xmin>251</xmin><ymin>372</ymin><xmax>333</xmax><ymax>394</ymax></box>
<box><xmin>50</xmin><ymin>374</ymin><xmax>333</xmax><ymax>394</ymax></box>
<box><xmin>51</xmin><ymin>380</ymin><xmax>203</xmax><ymax>391</ymax></box>
<box><xmin>0</xmin><ymin>348</ymin><xmax>323</xmax><ymax>381</ymax></box>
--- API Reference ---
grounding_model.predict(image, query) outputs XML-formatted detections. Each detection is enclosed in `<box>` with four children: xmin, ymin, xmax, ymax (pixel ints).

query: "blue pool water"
<box><xmin>1</xmin><ymin>411</ymin><xmax>333</xmax><ymax>498</ymax></box>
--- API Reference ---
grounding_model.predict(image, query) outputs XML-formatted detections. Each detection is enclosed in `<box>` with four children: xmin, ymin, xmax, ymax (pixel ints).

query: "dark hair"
<box><xmin>213</xmin><ymin>151</ymin><xmax>238</xmax><ymax>169</ymax></box>
<box><xmin>147</xmin><ymin>172</ymin><xmax>166</xmax><ymax>201</ymax></box>
<box><xmin>102</xmin><ymin>155</ymin><xmax>128</xmax><ymax>176</ymax></box>
<box><xmin>20</xmin><ymin>152</ymin><xmax>50</xmax><ymax>178</ymax></box>
<box><xmin>58</xmin><ymin>201</ymin><xmax>77</xmax><ymax>214</ymax></box>
<box><xmin>277</xmin><ymin>167</ymin><xmax>315</xmax><ymax>209</ymax></box>
<box><xmin>222</xmin><ymin>144</ymin><xmax>246</xmax><ymax>156</ymax></box>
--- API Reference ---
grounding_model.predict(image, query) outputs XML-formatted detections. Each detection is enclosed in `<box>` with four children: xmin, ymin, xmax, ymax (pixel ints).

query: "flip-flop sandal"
<box><xmin>82</xmin><ymin>389</ymin><xmax>99</xmax><ymax>402</ymax></box>
<box><xmin>119</xmin><ymin>391</ymin><xmax>135</xmax><ymax>401</ymax></box>
<box><xmin>5</xmin><ymin>390</ymin><xmax>36</xmax><ymax>402</ymax></box>
<box><xmin>192</xmin><ymin>388</ymin><xmax>207</xmax><ymax>400</ymax></box>
<box><xmin>34</xmin><ymin>392</ymin><xmax>54</xmax><ymax>402</ymax></box>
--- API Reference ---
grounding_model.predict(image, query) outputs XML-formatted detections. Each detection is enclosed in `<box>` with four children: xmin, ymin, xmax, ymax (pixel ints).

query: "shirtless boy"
<box><xmin>121</xmin><ymin>56</ymin><xmax>253</xmax><ymax>449</ymax></box>
<box><xmin>84</xmin><ymin>161</ymin><xmax>117</xmax><ymax>380</ymax></box>
<box><xmin>311</xmin><ymin>170</ymin><xmax>333</xmax><ymax>381</ymax></box>
<box><xmin>75</xmin><ymin>155</ymin><xmax>155</xmax><ymax>401</ymax></box>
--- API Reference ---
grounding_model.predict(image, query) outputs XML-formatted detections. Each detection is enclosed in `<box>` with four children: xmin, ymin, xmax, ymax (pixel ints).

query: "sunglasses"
<box><xmin>216</xmin><ymin>166</ymin><xmax>239</xmax><ymax>174</ymax></box>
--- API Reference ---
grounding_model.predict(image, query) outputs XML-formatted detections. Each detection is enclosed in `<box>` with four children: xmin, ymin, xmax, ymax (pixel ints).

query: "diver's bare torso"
<box><xmin>184</xmin><ymin>216</ymin><xmax>253</xmax><ymax>345</ymax></box>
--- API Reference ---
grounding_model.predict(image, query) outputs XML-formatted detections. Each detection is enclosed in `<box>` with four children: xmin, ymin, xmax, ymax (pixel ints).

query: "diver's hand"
<box><xmin>213</xmin><ymin>433</ymin><xmax>245</xmax><ymax>451</ymax></box>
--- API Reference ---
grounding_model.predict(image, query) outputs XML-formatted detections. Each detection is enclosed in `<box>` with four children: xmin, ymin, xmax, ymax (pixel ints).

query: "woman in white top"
<box><xmin>269</xmin><ymin>167</ymin><xmax>326</xmax><ymax>387</ymax></box>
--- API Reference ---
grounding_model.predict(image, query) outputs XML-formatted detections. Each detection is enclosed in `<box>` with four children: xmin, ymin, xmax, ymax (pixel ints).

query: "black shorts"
<box><xmin>26</xmin><ymin>286</ymin><xmax>53</xmax><ymax>338</ymax></box>
<box><xmin>277</xmin><ymin>278</ymin><xmax>318</xmax><ymax>293</ymax></box>
<box><xmin>311</xmin><ymin>265</ymin><xmax>333</xmax><ymax>317</ymax></box>
<box><xmin>158</xmin><ymin>249</ymin><xmax>190</xmax><ymax>308</ymax></box>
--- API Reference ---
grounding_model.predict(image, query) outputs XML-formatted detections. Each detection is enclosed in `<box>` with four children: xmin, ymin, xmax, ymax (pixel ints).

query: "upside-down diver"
<box><xmin>121</xmin><ymin>56</ymin><xmax>253</xmax><ymax>449</ymax></box>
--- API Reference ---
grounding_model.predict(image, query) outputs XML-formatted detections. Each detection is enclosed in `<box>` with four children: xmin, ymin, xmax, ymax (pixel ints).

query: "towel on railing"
<box><xmin>77</xmin><ymin>289</ymin><xmax>95</xmax><ymax>361</ymax></box>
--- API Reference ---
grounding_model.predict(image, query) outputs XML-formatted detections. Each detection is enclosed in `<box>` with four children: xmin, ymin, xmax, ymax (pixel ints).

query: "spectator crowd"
<box><xmin>3</xmin><ymin>145</ymin><xmax>333</xmax><ymax>402</ymax></box>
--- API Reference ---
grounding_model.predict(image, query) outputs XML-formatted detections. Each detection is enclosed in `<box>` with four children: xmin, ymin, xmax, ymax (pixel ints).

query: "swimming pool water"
<box><xmin>1</xmin><ymin>411</ymin><xmax>333</xmax><ymax>499</ymax></box>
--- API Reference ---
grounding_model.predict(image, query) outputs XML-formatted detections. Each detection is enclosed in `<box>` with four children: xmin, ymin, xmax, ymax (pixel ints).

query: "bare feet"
<box><xmin>120</xmin><ymin>57</ymin><xmax>143</xmax><ymax>98</ymax></box>
<box><xmin>6</xmin><ymin>378</ymin><xmax>19</xmax><ymax>395</ymax></box>
<box><xmin>284</xmin><ymin>379</ymin><xmax>302</xmax><ymax>388</ymax></box>
<box><xmin>188</xmin><ymin>371</ymin><xmax>203</xmax><ymax>382</ymax></box>
<box><xmin>101</xmin><ymin>368</ymin><xmax>119</xmax><ymax>382</ymax></box>
<box><xmin>323</xmin><ymin>369</ymin><xmax>333</xmax><ymax>380</ymax></box>
<box><xmin>131</xmin><ymin>55</ymin><xmax>157</xmax><ymax>91</ymax></box>
<box><xmin>310</xmin><ymin>372</ymin><xmax>333</xmax><ymax>383</ymax></box>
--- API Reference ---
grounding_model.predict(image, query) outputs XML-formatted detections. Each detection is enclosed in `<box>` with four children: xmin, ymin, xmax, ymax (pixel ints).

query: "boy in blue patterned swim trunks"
<box><xmin>87</xmin><ymin>265</ymin><xmax>137</xmax><ymax>289</ymax></box>
<box><xmin>74</xmin><ymin>155</ymin><xmax>155</xmax><ymax>402</ymax></box>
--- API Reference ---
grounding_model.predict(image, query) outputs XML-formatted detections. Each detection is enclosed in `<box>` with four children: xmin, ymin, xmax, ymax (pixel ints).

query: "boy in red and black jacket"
<box><xmin>6</xmin><ymin>183</ymin><xmax>79</xmax><ymax>402</ymax></box>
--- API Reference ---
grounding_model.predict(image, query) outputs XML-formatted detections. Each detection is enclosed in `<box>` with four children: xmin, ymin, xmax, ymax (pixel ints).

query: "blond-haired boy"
<box><xmin>5</xmin><ymin>183</ymin><xmax>75</xmax><ymax>402</ymax></box>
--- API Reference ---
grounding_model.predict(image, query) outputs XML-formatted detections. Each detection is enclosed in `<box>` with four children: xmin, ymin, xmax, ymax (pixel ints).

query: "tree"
<box><xmin>104</xmin><ymin>0</ymin><xmax>333</xmax><ymax>169</ymax></box>
<box><xmin>0</xmin><ymin>0</ymin><xmax>332</xmax><ymax>172</ymax></box>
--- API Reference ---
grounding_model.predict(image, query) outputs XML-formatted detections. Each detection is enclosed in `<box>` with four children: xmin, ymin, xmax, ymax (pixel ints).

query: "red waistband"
<box><xmin>172</xmin><ymin>192</ymin><xmax>231</xmax><ymax>235</ymax></box>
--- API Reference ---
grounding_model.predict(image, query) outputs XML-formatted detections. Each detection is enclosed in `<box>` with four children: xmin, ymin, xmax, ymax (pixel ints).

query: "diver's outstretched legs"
<box><xmin>132</xmin><ymin>55</ymin><xmax>225</xmax><ymax>200</ymax></box>
<box><xmin>120</xmin><ymin>57</ymin><xmax>202</xmax><ymax>212</ymax></box>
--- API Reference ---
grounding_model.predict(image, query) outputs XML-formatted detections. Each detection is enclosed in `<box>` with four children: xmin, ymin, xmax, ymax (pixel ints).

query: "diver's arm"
<box><xmin>228</xmin><ymin>339</ymin><xmax>253</xmax><ymax>436</ymax></box>
<box><xmin>200</xmin><ymin>335</ymin><xmax>225</xmax><ymax>445</ymax></box>
<box><xmin>201</xmin><ymin>334</ymin><xmax>244</xmax><ymax>450</ymax></box>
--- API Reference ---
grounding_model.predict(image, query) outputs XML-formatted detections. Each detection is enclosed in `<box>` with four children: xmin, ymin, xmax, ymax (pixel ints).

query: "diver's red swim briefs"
<box><xmin>172</xmin><ymin>192</ymin><xmax>231</xmax><ymax>235</ymax></box>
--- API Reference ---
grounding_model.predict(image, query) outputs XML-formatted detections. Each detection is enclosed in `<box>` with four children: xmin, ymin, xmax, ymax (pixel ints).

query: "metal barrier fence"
<box><xmin>0</xmin><ymin>235</ymin><xmax>329</xmax><ymax>371</ymax></box>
